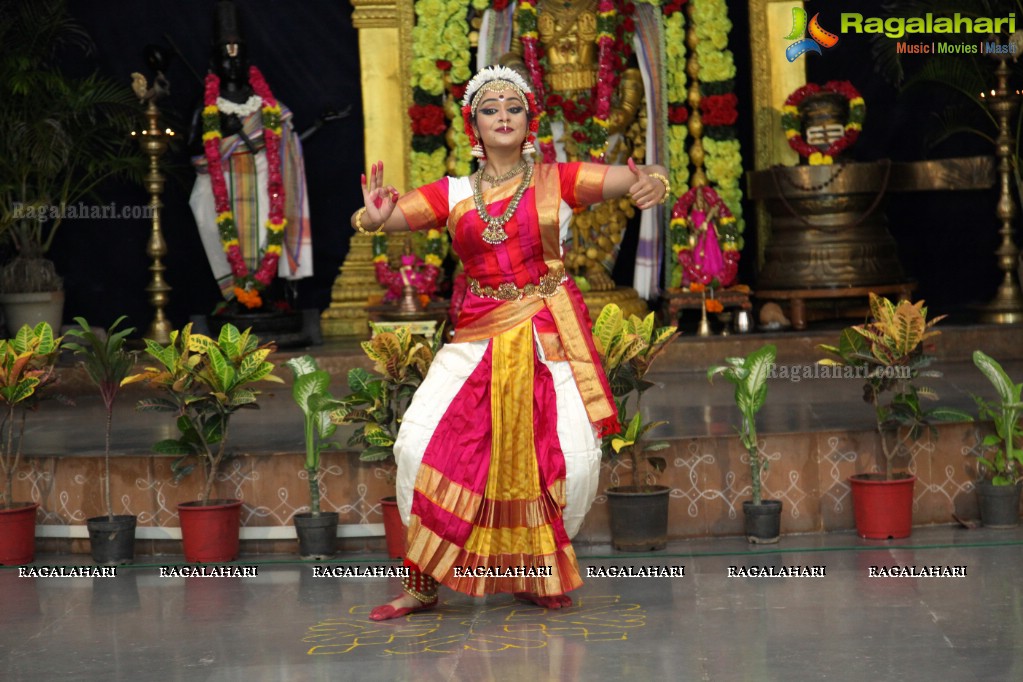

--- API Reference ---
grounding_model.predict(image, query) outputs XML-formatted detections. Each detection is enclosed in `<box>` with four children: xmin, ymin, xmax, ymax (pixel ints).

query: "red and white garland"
<box><xmin>202</xmin><ymin>66</ymin><xmax>286</xmax><ymax>309</ymax></box>
<box><xmin>515</xmin><ymin>0</ymin><xmax>634</xmax><ymax>163</ymax></box>
<box><xmin>782</xmin><ymin>80</ymin><xmax>865</xmax><ymax>165</ymax></box>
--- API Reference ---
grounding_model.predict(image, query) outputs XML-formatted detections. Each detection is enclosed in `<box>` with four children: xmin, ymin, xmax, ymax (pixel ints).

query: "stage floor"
<box><xmin>4</xmin><ymin>525</ymin><xmax>1022</xmax><ymax>681</ymax></box>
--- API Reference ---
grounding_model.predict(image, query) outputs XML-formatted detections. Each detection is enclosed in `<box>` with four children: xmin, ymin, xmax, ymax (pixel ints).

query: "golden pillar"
<box><xmin>747</xmin><ymin>0</ymin><xmax>807</xmax><ymax>268</ymax></box>
<box><xmin>321</xmin><ymin>0</ymin><xmax>415</xmax><ymax>338</ymax></box>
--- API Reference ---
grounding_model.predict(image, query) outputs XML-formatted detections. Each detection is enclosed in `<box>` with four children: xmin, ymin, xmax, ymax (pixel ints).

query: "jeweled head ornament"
<box><xmin>460</xmin><ymin>66</ymin><xmax>541</xmax><ymax>161</ymax></box>
<box><xmin>462</xmin><ymin>65</ymin><xmax>534</xmax><ymax>116</ymax></box>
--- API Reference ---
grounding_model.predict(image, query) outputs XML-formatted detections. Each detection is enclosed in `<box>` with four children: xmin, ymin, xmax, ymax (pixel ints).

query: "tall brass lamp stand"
<box><xmin>980</xmin><ymin>56</ymin><xmax>1023</xmax><ymax>324</ymax></box>
<box><xmin>131</xmin><ymin>72</ymin><xmax>173</xmax><ymax>342</ymax></box>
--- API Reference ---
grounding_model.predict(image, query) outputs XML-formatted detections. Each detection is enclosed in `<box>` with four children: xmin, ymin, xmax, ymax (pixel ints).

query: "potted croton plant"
<box><xmin>708</xmin><ymin>343</ymin><xmax>782</xmax><ymax>543</ymax></box>
<box><xmin>124</xmin><ymin>323</ymin><xmax>281</xmax><ymax>562</ymax></box>
<box><xmin>285</xmin><ymin>355</ymin><xmax>342</xmax><ymax>559</ymax></box>
<box><xmin>0</xmin><ymin>323</ymin><xmax>62</xmax><ymax>565</ymax></box>
<box><xmin>64</xmin><ymin>316</ymin><xmax>138</xmax><ymax>565</ymax></box>
<box><xmin>329</xmin><ymin>325</ymin><xmax>440</xmax><ymax>559</ymax></box>
<box><xmin>592</xmin><ymin>304</ymin><xmax>679</xmax><ymax>551</ymax></box>
<box><xmin>819</xmin><ymin>294</ymin><xmax>972</xmax><ymax>539</ymax></box>
<box><xmin>970</xmin><ymin>350</ymin><xmax>1023</xmax><ymax>528</ymax></box>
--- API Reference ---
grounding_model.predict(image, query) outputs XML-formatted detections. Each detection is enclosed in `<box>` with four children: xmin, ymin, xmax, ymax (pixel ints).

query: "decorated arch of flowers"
<box><xmin>403</xmin><ymin>0</ymin><xmax>746</xmax><ymax>294</ymax></box>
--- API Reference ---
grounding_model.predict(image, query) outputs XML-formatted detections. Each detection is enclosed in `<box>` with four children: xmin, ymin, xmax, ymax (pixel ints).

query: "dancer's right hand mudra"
<box><xmin>352</xmin><ymin>161</ymin><xmax>403</xmax><ymax>234</ymax></box>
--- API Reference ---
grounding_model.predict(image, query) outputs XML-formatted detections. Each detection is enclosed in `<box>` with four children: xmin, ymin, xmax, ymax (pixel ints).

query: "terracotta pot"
<box><xmin>177</xmin><ymin>499</ymin><xmax>242</xmax><ymax>563</ymax></box>
<box><xmin>850</xmin><ymin>474</ymin><xmax>915</xmax><ymax>539</ymax></box>
<box><xmin>380</xmin><ymin>496</ymin><xmax>406</xmax><ymax>559</ymax></box>
<box><xmin>0</xmin><ymin>502</ymin><xmax>38</xmax><ymax>565</ymax></box>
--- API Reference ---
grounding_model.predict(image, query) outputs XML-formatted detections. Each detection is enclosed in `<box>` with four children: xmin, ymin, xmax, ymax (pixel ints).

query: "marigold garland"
<box><xmin>781</xmin><ymin>80</ymin><xmax>865</xmax><ymax>165</ymax></box>
<box><xmin>202</xmin><ymin>66</ymin><xmax>286</xmax><ymax>309</ymax></box>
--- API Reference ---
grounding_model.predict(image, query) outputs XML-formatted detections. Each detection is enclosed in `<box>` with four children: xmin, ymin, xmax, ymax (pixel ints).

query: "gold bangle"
<box><xmin>353</xmin><ymin>207</ymin><xmax>384</xmax><ymax>234</ymax></box>
<box><xmin>649</xmin><ymin>173</ymin><xmax>671</xmax><ymax>205</ymax></box>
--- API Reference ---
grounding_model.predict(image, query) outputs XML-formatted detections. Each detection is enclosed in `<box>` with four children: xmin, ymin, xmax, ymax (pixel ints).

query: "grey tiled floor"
<box><xmin>4</xmin><ymin>526</ymin><xmax>1022</xmax><ymax>681</ymax></box>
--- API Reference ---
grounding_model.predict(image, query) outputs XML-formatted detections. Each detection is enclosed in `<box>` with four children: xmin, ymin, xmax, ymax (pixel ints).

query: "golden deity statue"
<box><xmin>507</xmin><ymin>0</ymin><xmax>646</xmax><ymax>292</ymax></box>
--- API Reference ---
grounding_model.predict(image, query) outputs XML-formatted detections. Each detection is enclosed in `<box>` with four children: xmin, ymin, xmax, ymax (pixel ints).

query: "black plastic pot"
<box><xmin>743</xmin><ymin>500</ymin><xmax>782</xmax><ymax>544</ymax></box>
<box><xmin>976</xmin><ymin>481</ymin><xmax>1021</xmax><ymax>528</ymax></box>
<box><xmin>606</xmin><ymin>485</ymin><xmax>670</xmax><ymax>551</ymax></box>
<box><xmin>87</xmin><ymin>515</ymin><xmax>137</xmax><ymax>565</ymax></box>
<box><xmin>295</xmin><ymin>511</ymin><xmax>339</xmax><ymax>559</ymax></box>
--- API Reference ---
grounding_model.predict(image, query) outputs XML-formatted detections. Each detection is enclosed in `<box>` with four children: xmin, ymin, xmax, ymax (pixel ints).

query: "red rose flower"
<box><xmin>435</xmin><ymin>60</ymin><xmax>452</xmax><ymax>72</ymax></box>
<box><xmin>409</xmin><ymin>104</ymin><xmax>448</xmax><ymax>137</ymax></box>
<box><xmin>701</xmin><ymin>93</ymin><xmax>738</xmax><ymax>127</ymax></box>
<box><xmin>451</xmin><ymin>83</ymin><xmax>467</xmax><ymax>100</ymax></box>
<box><xmin>572</xmin><ymin>130</ymin><xmax>588</xmax><ymax>143</ymax></box>
<box><xmin>668</xmin><ymin>104</ymin><xmax>689</xmax><ymax>124</ymax></box>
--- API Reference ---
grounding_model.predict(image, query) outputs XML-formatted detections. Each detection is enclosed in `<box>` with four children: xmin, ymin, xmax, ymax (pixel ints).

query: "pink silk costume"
<box><xmin>392</xmin><ymin>162</ymin><xmax>619</xmax><ymax>597</ymax></box>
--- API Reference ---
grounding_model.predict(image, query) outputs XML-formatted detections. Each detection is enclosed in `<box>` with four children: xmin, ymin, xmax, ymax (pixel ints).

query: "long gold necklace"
<box><xmin>474</xmin><ymin>162</ymin><xmax>533</xmax><ymax>245</ymax></box>
<box><xmin>481</xmin><ymin>159</ymin><xmax>528</xmax><ymax>186</ymax></box>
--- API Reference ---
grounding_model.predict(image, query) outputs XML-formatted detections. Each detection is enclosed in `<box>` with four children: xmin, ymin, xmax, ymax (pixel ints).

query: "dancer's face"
<box><xmin>474</xmin><ymin>89</ymin><xmax>528</xmax><ymax>153</ymax></box>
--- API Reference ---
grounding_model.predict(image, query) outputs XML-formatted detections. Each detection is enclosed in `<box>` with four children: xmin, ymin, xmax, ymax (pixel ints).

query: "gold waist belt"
<box><xmin>468</xmin><ymin>269</ymin><xmax>566</xmax><ymax>301</ymax></box>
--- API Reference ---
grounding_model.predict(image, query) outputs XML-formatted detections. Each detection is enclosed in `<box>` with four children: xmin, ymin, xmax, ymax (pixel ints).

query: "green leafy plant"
<box><xmin>971</xmin><ymin>350</ymin><xmax>1023</xmax><ymax>486</ymax></box>
<box><xmin>819</xmin><ymin>293</ymin><xmax>972</xmax><ymax>480</ymax></box>
<box><xmin>707</xmin><ymin>344</ymin><xmax>777</xmax><ymax>505</ymax></box>
<box><xmin>0</xmin><ymin>0</ymin><xmax>143</xmax><ymax>293</ymax></box>
<box><xmin>591</xmin><ymin>304</ymin><xmax>679</xmax><ymax>488</ymax></box>
<box><xmin>0</xmin><ymin>323</ymin><xmax>62</xmax><ymax>507</ymax></box>
<box><xmin>63</xmin><ymin>316</ymin><xmax>136</xmax><ymax>520</ymax></box>
<box><xmin>122</xmin><ymin>323</ymin><xmax>282</xmax><ymax>505</ymax></box>
<box><xmin>285</xmin><ymin>355</ymin><xmax>341</xmax><ymax>516</ymax></box>
<box><xmin>329</xmin><ymin>325</ymin><xmax>441</xmax><ymax>465</ymax></box>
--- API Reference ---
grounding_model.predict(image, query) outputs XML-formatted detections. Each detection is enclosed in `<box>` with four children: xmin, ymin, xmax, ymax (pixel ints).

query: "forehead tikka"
<box><xmin>470</xmin><ymin>80</ymin><xmax>528</xmax><ymax>117</ymax></box>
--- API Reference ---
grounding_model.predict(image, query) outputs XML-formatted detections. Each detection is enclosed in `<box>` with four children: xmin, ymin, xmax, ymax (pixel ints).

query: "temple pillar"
<box><xmin>322</xmin><ymin>0</ymin><xmax>415</xmax><ymax>338</ymax></box>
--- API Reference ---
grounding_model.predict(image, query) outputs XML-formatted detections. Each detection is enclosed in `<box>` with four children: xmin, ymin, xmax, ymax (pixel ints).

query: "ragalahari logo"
<box><xmin>784</xmin><ymin>7</ymin><xmax>839</xmax><ymax>61</ymax></box>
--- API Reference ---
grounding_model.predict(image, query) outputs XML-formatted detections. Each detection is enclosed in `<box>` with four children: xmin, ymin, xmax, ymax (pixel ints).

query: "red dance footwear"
<box><xmin>514</xmin><ymin>592</ymin><xmax>573</xmax><ymax>609</ymax></box>
<box><xmin>368</xmin><ymin>596</ymin><xmax>438</xmax><ymax>621</ymax></box>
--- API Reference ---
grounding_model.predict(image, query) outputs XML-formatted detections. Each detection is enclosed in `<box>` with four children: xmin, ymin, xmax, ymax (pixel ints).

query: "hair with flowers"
<box><xmin>460</xmin><ymin>65</ymin><xmax>539</xmax><ymax>157</ymax></box>
<box><xmin>461</xmin><ymin>65</ymin><xmax>534</xmax><ymax>112</ymax></box>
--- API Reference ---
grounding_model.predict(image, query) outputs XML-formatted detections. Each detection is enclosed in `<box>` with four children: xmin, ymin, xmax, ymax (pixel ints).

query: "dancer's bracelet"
<box><xmin>353</xmin><ymin>207</ymin><xmax>384</xmax><ymax>234</ymax></box>
<box><xmin>649</xmin><ymin>173</ymin><xmax>671</xmax><ymax>205</ymax></box>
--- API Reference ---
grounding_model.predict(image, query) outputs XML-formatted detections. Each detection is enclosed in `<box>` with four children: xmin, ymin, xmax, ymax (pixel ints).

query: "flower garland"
<box><xmin>687</xmin><ymin>0</ymin><xmax>744</xmax><ymax>245</ymax></box>
<box><xmin>663</xmin><ymin>0</ymin><xmax>689</xmax><ymax>287</ymax></box>
<box><xmin>202</xmin><ymin>67</ymin><xmax>285</xmax><ymax>309</ymax></box>
<box><xmin>670</xmin><ymin>185</ymin><xmax>739</xmax><ymax>290</ymax></box>
<box><xmin>372</xmin><ymin>230</ymin><xmax>444</xmax><ymax>303</ymax></box>
<box><xmin>409</xmin><ymin>0</ymin><xmax>473</xmax><ymax>185</ymax></box>
<box><xmin>691</xmin><ymin>0</ymin><xmax>744</xmax><ymax>239</ymax></box>
<box><xmin>782</xmin><ymin>80</ymin><xmax>865</xmax><ymax>165</ymax></box>
<box><xmin>516</xmin><ymin>0</ymin><xmax>636</xmax><ymax>163</ymax></box>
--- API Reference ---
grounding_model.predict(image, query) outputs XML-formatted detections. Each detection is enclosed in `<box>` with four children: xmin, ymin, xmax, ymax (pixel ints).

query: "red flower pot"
<box><xmin>177</xmin><ymin>499</ymin><xmax>242</xmax><ymax>563</ymax></box>
<box><xmin>0</xmin><ymin>502</ymin><xmax>38</xmax><ymax>566</ymax></box>
<box><xmin>380</xmin><ymin>496</ymin><xmax>407</xmax><ymax>560</ymax></box>
<box><xmin>850</xmin><ymin>474</ymin><xmax>915</xmax><ymax>539</ymax></box>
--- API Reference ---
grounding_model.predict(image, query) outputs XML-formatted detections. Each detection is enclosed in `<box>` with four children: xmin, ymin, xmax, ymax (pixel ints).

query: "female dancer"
<box><xmin>350</xmin><ymin>65</ymin><xmax>670</xmax><ymax>620</ymax></box>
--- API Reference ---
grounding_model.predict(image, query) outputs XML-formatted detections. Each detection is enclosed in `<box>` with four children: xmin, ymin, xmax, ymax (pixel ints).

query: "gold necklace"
<box><xmin>481</xmin><ymin>159</ymin><xmax>528</xmax><ymax>186</ymax></box>
<box><xmin>474</xmin><ymin>162</ymin><xmax>534</xmax><ymax>245</ymax></box>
